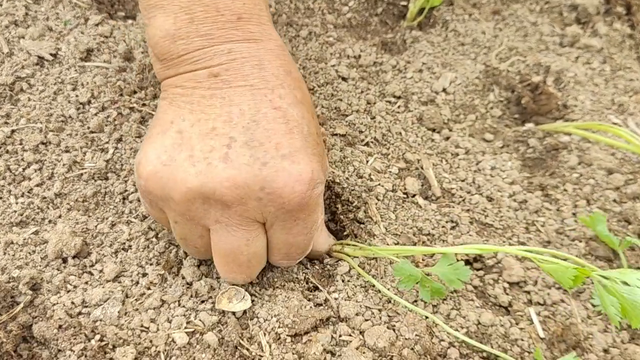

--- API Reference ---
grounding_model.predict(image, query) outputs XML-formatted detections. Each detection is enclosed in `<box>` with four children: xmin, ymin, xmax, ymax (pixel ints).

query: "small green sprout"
<box><xmin>405</xmin><ymin>0</ymin><xmax>443</xmax><ymax>27</ymax></box>
<box><xmin>534</xmin><ymin>347</ymin><xmax>581</xmax><ymax>360</ymax></box>
<box><xmin>558</xmin><ymin>353</ymin><xmax>580</xmax><ymax>360</ymax></box>
<box><xmin>537</xmin><ymin>121</ymin><xmax>640</xmax><ymax>156</ymax></box>
<box><xmin>579</xmin><ymin>210</ymin><xmax>639</xmax><ymax>268</ymax></box>
<box><xmin>533</xmin><ymin>347</ymin><xmax>544</xmax><ymax>360</ymax></box>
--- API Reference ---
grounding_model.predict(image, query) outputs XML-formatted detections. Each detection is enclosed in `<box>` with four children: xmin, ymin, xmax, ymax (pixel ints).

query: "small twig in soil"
<box><xmin>568</xmin><ymin>297</ymin><xmax>585</xmax><ymax>340</ymax></box>
<box><xmin>528</xmin><ymin>307</ymin><xmax>545</xmax><ymax>339</ymax></box>
<box><xmin>307</xmin><ymin>275</ymin><xmax>336</xmax><ymax>310</ymax></box>
<box><xmin>628</xmin><ymin>118</ymin><xmax>640</xmax><ymax>137</ymax></box>
<box><xmin>77</xmin><ymin>62</ymin><xmax>119</xmax><ymax>69</ymax></box>
<box><xmin>21</xmin><ymin>227</ymin><xmax>39</xmax><ymax>239</ymax></box>
<box><xmin>420</xmin><ymin>155</ymin><xmax>441</xmax><ymax>198</ymax></box>
<box><xmin>0</xmin><ymin>295</ymin><xmax>31</xmax><ymax>325</ymax></box>
<box><xmin>0</xmin><ymin>124</ymin><xmax>43</xmax><ymax>133</ymax></box>
<box><xmin>70</xmin><ymin>0</ymin><xmax>91</xmax><ymax>8</ymax></box>
<box><xmin>65</xmin><ymin>169</ymin><xmax>94</xmax><ymax>179</ymax></box>
<box><xmin>259</xmin><ymin>331</ymin><xmax>270</xmax><ymax>357</ymax></box>
<box><xmin>0</xmin><ymin>35</ymin><xmax>8</xmax><ymax>54</ymax></box>
<box><xmin>126</xmin><ymin>103</ymin><xmax>156</xmax><ymax>116</ymax></box>
<box><xmin>491</xmin><ymin>40</ymin><xmax>507</xmax><ymax>68</ymax></box>
<box><xmin>238</xmin><ymin>338</ymin><xmax>266</xmax><ymax>358</ymax></box>
<box><xmin>166</xmin><ymin>328</ymin><xmax>195</xmax><ymax>335</ymax></box>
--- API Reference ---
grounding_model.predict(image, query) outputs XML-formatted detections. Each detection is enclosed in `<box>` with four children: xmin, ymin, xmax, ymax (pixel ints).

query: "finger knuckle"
<box><xmin>270</xmin><ymin>254</ymin><xmax>306</xmax><ymax>268</ymax></box>
<box><xmin>134</xmin><ymin>151</ymin><xmax>161</xmax><ymax>186</ymax></box>
<box><xmin>274</xmin><ymin>166</ymin><xmax>326</xmax><ymax>207</ymax></box>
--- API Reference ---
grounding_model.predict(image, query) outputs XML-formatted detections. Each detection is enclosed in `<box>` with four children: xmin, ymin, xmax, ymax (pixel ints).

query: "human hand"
<box><xmin>135</xmin><ymin>0</ymin><xmax>334</xmax><ymax>284</ymax></box>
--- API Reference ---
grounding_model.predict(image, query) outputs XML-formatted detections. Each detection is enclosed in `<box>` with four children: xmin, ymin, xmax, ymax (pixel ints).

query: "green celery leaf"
<box><xmin>591</xmin><ymin>280</ymin><xmax>622</xmax><ymax>328</ymax></box>
<box><xmin>393</xmin><ymin>260</ymin><xmax>423</xmax><ymax>290</ymax></box>
<box><xmin>533</xmin><ymin>347</ymin><xmax>545</xmax><ymax>360</ymax></box>
<box><xmin>608</xmin><ymin>283</ymin><xmax>640</xmax><ymax>329</ymax></box>
<box><xmin>578</xmin><ymin>211</ymin><xmax>620</xmax><ymax>250</ymax></box>
<box><xmin>558</xmin><ymin>352</ymin><xmax>580</xmax><ymax>360</ymax></box>
<box><xmin>533</xmin><ymin>260</ymin><xmax>589</xmax><ymax>291</ymax></box>
<box><xmin>620</xmin><ymin>236</ymin><xmax>640</xmax><ymax>251</ymax></box>
<box><xmin>393</xmin><ymin>259</ymin><xmax>448</xmax><ymax>304</ymax></box>
<box><xmin>596</xmin><ymin>269</ymin><xmax>640</xmax><ymax>288</ymax></box>
<box><xmin>428</xmin><ymin>253</ymin><xmax>473</xmax><ymax>289</ymax></box>
<box><xmin>418</xmin><ymin>276</ymin><xmax>447</xmax><ymax>303</ymax></box>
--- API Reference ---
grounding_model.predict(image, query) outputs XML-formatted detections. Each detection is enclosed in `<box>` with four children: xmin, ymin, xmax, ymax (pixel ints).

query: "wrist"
<box><xmin>138</xmin><ymin>0</ymin><xmax>281</xmax><ymax>83</ymax></box>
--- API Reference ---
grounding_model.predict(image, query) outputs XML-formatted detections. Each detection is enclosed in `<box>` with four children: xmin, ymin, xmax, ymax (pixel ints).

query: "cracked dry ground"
<box><xmin>2</xmin><ymin>0</ymin><xmax>640</xmax><ymax>359</ymax></box>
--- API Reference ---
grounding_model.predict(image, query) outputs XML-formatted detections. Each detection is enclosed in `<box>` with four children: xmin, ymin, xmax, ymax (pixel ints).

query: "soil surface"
<box><xmin>2</xmin><ymin>0</ymin><xmax>640</xmax><ymax>359</ymax></box>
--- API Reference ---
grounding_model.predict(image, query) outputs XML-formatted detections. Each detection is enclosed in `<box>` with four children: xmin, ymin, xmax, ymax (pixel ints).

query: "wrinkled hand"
<box><xmin>134</xmin><ymin>0</ymin><xmax>334</xmax><ymax>284</ymax></box>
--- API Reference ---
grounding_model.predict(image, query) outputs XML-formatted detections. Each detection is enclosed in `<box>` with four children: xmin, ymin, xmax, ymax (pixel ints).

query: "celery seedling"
<box><xmin>534</xmin><ymin>347</ymin><xmax>580</xmax><ymax>360</ymax></box>
<box><xmin>331</xmin><ymin>237</ymin><xmax>640</xmax><ymax>360</ymax></box>
<box><xmin>537</xmin><ymin>121</ymin><xmax>640</xmax><ymax>156</ymax></box>
<box><xmin>579</xmin><ymin>210</ymin><xmax>639</xmax><ymax>268</ymax></box>
<box><xmin>405</xmin><ymin>0</ymin><xmax>443</xmax><ymax>26</ymax></box>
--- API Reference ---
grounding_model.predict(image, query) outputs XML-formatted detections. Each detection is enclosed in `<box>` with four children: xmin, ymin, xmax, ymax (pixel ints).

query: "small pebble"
<box><xmin>404</xmin><ymin>176</ymin><xmax>422</xmax><ymax>195</ymax></box>
<box><xmin>479</xmin><ymin>311</ymin><xmax>496</xmax><ymax>326</ymax></box>
<box><xmin>432</xmin><ymin>72</ymin><xmax>455</xmax><ymax>93</ymax></box>
<box><xmin>501</xmin><ymin>257</ymin><xmax>525</xmax><ymax>283</ymax></box>
<box><xmin>171</xmin><ymin>331</ymin><xmax>189</xmax><ymax>347</ymax></box>
<box><xmin>114</xmin><ymin>346</ymin><xmax>136</xmax><ymax>360</ymax></box>
<box><xmin>483</xmin><ymin>133</ymin><xmax>495</xmax><ymax>142</ymax></box>
<box><xmin>203</xmin><ymin>332</ymin><xmax>219</xmax><ymax>348</ymax></box>
<box><xmin>363</xmin><ymin>325</ymin><xmax>396</xmax><ymax>350</ymax></box>
<box><xmin>336</xmin><ymin>261</ymin><xmax>350</xmax><ymax>275</ymax></box>
<box><xmin>89</xmin><ymin>118</ymin><xmax>104</xmax><ymax>133</ymax></box>
<box><xmin>103</xmin><ymin>263</ymin><xmax>122</xmax><ymax>281</ymax></box>
<box><xmin>446</xmin><ymin>347</ymin><xmax>460</xmax><ymax>359</ymax></box>
<box><xmin>566</xmin><ymin>155</ymin><xmax>580</xmax><ymax>168</ymax></box>
<box><xmin>498</xmin><ymin>294</ymin><xmax>510</xmax><ymax>307</ymax></box>
<box><xmin>607</xmin><ymin>173</ymin><xmax>626</xmax><ymax>189</ymax></box>
<box><xmin>365</xmin><ymin>94</ymin><xmax>375</xmax><ymax>104</ymax></box>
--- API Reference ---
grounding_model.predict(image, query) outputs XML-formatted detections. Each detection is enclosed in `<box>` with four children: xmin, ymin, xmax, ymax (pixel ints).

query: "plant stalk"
<box><xmin>617</xmin><ymin>251</ymin><xmax>628</xmax><ymax>269</ymax></box>
<box><xmin>537</xmin><ymin>123</ymin><xmax>640</xmax><ymax>156</ymax></box>
<box><xmin>331</xmin><ymin>252</ymin><xmax>516</xmax><ymax>360</ymax></box>
<box><xmin>333</xmin><ymin>242</ymin><xmax>600</xmax><ymax>272</ymax></box>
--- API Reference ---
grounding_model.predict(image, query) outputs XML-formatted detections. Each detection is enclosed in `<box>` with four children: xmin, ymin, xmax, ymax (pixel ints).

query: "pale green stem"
<box><xmin>538</xmin><ymin>126</ymin><xmax>640</xmax><ymax>156</ymax></box>
<box><xmin>332</xmin><ymin>252</ymin><xmax>516</xmax><ymax>360</ymax></box>
<box><xmin>618</xmin><ymin>251</ymin><xmax>628</xmax><ymax>269</ymax></box>
<box><xmin>333</xmin><ymin>242</ymin><xmax>600</xmax><ymax>272</ymax></box>
<box><xmin>507</xmin><ymin>246</ymin><xmax>601</xmax><ymax>272</ymax></box>
<box><xmin>539</xmin><ymin>122</ymin><xmax>640</xmax><ymax>146</ymax></box>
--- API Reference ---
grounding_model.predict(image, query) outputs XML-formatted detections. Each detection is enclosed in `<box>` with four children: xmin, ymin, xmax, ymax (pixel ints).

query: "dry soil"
<box><xmin>2</xmin><ymin>0</ymin><xmax>640</xmax><ymax>359</ymax></box>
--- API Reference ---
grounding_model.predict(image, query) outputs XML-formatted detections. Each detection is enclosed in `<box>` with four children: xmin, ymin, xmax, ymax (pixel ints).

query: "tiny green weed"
<box><xmin>579</xmin><ymin>210</ymin><xmax>639</xmax><ymax>269</ymax></box>
<box><xmin>533</xmin><ymin>347</ymin><xmax>579</xmax><ymax>360</ymax></box>
<box><xmin>405</xmin><ymin>0</ymin><xmax>443</xmax><ymax>26</ymax></box>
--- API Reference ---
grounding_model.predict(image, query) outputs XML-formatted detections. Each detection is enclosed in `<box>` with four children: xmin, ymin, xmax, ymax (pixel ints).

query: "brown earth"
<box><xmin>2</xmin><ymin>0</ymin><xmax>640</xmax><ymax>359</ymax></box>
